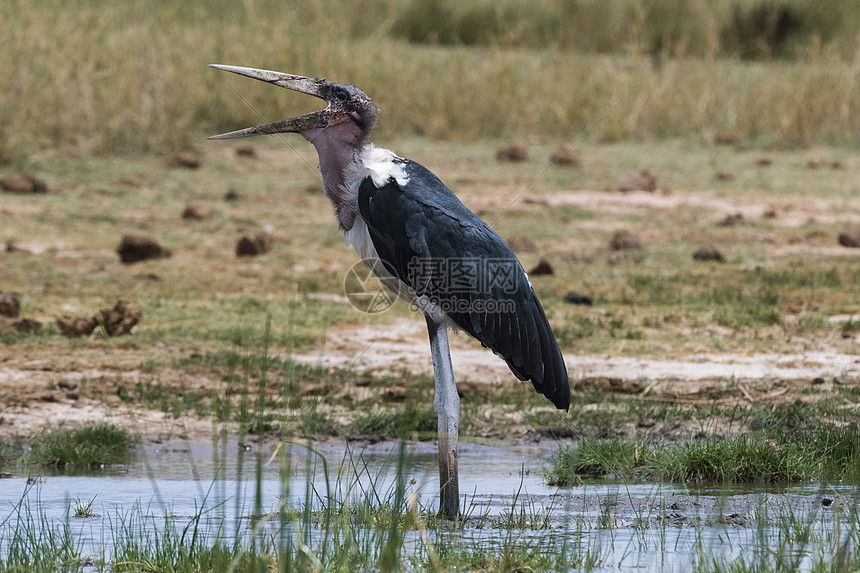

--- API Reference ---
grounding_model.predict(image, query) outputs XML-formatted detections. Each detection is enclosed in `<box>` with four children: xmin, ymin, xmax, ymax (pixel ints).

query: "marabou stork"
<box><xmin>209</xmin><ymin>65</ymin><xmax>570</xmax><ymax>520</ymax></box>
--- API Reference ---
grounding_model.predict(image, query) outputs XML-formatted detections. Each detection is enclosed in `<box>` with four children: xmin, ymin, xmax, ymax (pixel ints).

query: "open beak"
<box><xmin>208</xmin><ymin>64</ymin><xmax>332</xmax><ymax>140</ymax></box>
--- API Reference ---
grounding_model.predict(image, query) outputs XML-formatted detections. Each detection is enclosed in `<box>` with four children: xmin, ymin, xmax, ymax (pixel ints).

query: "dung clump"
<box><xmin>0</xmin><ymin>317</ymin><xmax>41</xmax><ymax>334</ymax></box>
<box><xmin>0</xmin><ymin>291</ymin><xmax>20</xmax><ymax>318</ymax></box>
<box><xmin>693</xmin><ymin>246</ymin><xmax>726</xmax><ymax>262</ymax></box>
<box><xmin>550</xmin><ymin>148</ymin><xmax>580</xmax><ymax>168</ymax></box>
<box><xmin>718</xmin><ymin>213</ymin><xmax>745</xmax><ymax>227</ymax></box>
<box><xmin>117</xmin><ymin>234</ymin><xmax>172</xmax><ymax>264</ymax></box>
<box><xmin>56</xmin><ymin>315</ymin><xmax>98</xmax><ymax>337</ymax></box>
<box><xmin>609</xmin><ymin>231</ymin><xmax>642</xmax><ymax>251</ymax></box>
<box><xmin>56</xmin><ymin>300</ymin><xmax>142</xmax><ymax>337</ymax></box>
<box><xmin>495</xmin><ymin>144</ymin><xmax>528</xmax><ymax>163</ymax></box>
<box><xmin>506</xmin><ymin>236</ymin><xmax>537</xmax><ymax>254</ymax></box>
<box><xmin>99</xmin><ymin>300</ymin><xmax>142</xmax><ymax>336</ymax></box>
<box><xmin>1</xmin><ymin>173</ymin><xmax>47</xmax><ymax>194</ymax></box>
<box><xmin>167</xmin><ymin>151</ymin><xmax>201</xmax><ymax>169</ymax></box>
<box><xmin>618</xmin><ymin>169</ymin><xmax>657</xmax><ymax>192</ymax></box>
<box><xmin>564</xmin><ymin>291</ymin><xmax>593</xmax><ymax>306</ymax></box>
<box><xmin>181</xmin><ymin>204</ymin><xmax>208</xmax><ymax>220</ymax></box>
<box><xmin>838</xmin><ymin>231</ymin><xmax>860</xmax><ymax>248</ymax></box>
<box><xmin>529</xmin><ymin>258</ymin><xmax>554</xmax><ymax>276</ymax></box>
<box><xmin>236</xmin><ymin>232</ymin><xmax>274</xmax><ymax>257</ymax></box>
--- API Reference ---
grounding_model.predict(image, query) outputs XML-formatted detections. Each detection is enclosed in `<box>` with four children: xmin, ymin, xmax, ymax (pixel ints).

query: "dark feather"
<box><xmin>358</xmin><ymin>160</ymin><xmax>570</xmax><ymax>410</ymax></box>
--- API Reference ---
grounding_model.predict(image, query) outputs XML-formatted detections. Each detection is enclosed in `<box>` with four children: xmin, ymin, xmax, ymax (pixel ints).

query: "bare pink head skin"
<box><xmin>208</xmin><ymin>65</ymin><xmax>379</xmax><ymax>230</ymax></box>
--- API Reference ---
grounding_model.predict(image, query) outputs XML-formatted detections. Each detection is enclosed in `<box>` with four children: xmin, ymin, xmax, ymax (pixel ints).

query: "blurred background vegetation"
<box><xmin>0</xmin><ymin>0</ymin><xmax>857</xmax><ymax>160</ymax></box>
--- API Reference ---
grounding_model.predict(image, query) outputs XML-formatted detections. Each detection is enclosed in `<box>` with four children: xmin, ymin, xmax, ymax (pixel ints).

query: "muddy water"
<box><xmin>1</xmin><ymin>440</ymin><xmax>855</xmax><ymax>571</ymax></box>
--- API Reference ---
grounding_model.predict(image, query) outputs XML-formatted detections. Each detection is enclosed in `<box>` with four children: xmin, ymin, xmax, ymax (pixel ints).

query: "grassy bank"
<box><xmin>1</xmin><ymin>0</ymin><xmax>858</xmax><ymax>161</ymax></box>
<box><xmin>547</xmin><ymin>426</ymin><xmax>860</xmax><ymax>486</ymax></box>
<box><xmin>0</xmin><ymin>424</ymin><xmax>136</xmax><ymax>471</ymax></box>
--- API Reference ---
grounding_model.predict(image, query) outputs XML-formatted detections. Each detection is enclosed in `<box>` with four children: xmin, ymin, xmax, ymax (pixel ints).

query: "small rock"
<box><xmin>637</xmin><ymin>418</ymin><xmax>656</xmax><ymax>428</ymax></box>
<box><xmin>99</xmin><ymin>300</ymin><xmax>142</xmax><ymax>336</ymax></box>
<box><xmin>550</xmin><ymin>148</ymin><xmax>580</xmax><ymax>168</ymax></box>
<box><xmin>0</xmin><ymin>291</ymin><xmax>20</xmax><ymax>318</ymax></box>
<box><xmin>507</xmin><ymin>236</ymin><xmax>537</xmax><ymax>254</ymax></box>
<box><xmin>495</xmin><ymin>144</ymin><xmax>528</xmax><ymax>163</ymax></box>
<box><xmin>65</xmin><ymin>392</ymin><xmax>80</xmax><ymax>401</ymax></box>
<box><xmin>714</xmin><ymin>171</ymin><xmax>735</xmax><ymax>182</ymax></box>
<box><xmin>821</xmin><ymin>498</ymin><xmax>833</xmax><ymax>507</ymax></box>
<box><xmin>224</xmin><ymin>188</ymin><xmax>240</xmax><ymax>202</ymax></box>
<box><xmin>564</xmin><ymin>292</ymin><xmax>593</xmax><ymax>306</ymax></box>
<box><xmin>167</xmin><ymin>151</ymin><xmax>201</xmax><ymax>169</ymax></box>
<box><xmin>811</xmin><ymin>377</ymin><xmax>825</xmax><ymax>385</ymax></box>
<box><xmin>117</xmin><ymin>234</ymin><xmax>172</xmax><ymax>264</ymax></box>
<box><xmin>833</xmin><ymin>377</ymin><xmax>845</xmax><ymax>385</ymax></box>
<box><xmin>618</xmin><ymin>169</ymin><xmax>657</xmax><ymax>192</ymax></box>
<box><xmin>693</xmin><ymin>246</ymin><xmax>725</xmax><ymax>262</ymax></box>
<box><xmin>236</xmin><ymin>232</ymin><xmax>273</xmax><ymax>257</ymax></box>
<box><xmin>0</xmin><ymin>173</ymin><xmax>47</xmax><ymax>194</ymax></box>
<box><xmin>837</xmin><ymin>231</ymin><xmax>860</xmax><ymax>248</ymax></box>
<box><xmin>40</xmin><ymin>393</ymin><xmax>57</xmax><ymax>403</ymax></box>
<box><xmin>181</xmin><ymin>204</ymin><xmax>208</xmax><ymax>220</ymax></box>
<box><xmin>529</xmin><ymin>259</ymin><xmax>554</xmax><ymax>276</ymax></box>
<box><xmin>235</xmin><ymin>146</ymin><xmax>257</xmax><ymax>158</ymax></box>
<box><xmin>609</xmin><ymin>231</ymin><xmax>642</xmax><ymax>251</ymax></box>
<box><xmin>58</xmin><ymin>378</ymin><xmax>78</xmax><ymax>391</ymax></box>
<box><xmin>755</xmin><ymin>157</ymin><xmax>773</xmax><ymax>167</ymax></box>
<box><xmin>718</xmin><ymin>213</ymin><xmax>745</xmax><ymax>227</ymax></box>
<box><xmin>763</xmin><ymin>208</ymin><xmax>778</xmax><ymax>219</ymax></box>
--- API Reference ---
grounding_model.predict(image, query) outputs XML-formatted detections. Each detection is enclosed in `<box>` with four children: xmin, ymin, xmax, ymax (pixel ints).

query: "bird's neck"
<box><xmin>302</xmin><ymin>123</ymin><xmax>366</xmax><ymax>231</ymax></box>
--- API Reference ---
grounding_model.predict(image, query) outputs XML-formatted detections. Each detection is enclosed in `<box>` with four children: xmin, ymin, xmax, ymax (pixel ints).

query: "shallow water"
<box><xmin>1</xmin><ymin>440</ymin><xmax>856</xmax><ymax>571</ymax></box>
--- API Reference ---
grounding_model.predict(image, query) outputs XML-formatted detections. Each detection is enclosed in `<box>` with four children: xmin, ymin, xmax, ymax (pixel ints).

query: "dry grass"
<box><xmin>1</xmin><ymin>0</ymin><xmax>858</xmax><ymax>161</ymax></box>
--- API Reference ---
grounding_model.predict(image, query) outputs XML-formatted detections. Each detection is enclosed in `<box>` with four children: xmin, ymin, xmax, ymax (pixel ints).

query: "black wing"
<box><xmin>357</xmin><ymin>160</ymin><xmax>570</xmax><ymax>410</ymax></box>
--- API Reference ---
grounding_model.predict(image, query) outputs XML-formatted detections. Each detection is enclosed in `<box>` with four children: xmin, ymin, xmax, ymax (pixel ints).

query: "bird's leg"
<box><xmin>424</xmin><ymin>314</ymin><xmax>460</xmax><ymax>521</ymax></box>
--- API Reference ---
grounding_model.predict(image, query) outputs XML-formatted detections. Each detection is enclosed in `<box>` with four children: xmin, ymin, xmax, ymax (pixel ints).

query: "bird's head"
<box><xmin>208</xmin><ymin>65</ymin><xmax>379</xmax><ymax>147</ymax></box>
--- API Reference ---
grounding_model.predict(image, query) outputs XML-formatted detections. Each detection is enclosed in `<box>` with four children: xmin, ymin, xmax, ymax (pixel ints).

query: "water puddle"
<box><xmin>1</xmin><ymin>440</ymin><xmax>856</xmax><ymax>570</ymax></box>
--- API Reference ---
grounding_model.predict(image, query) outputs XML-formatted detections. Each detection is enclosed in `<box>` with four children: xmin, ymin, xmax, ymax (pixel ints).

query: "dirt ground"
<box><xmin>1</xmin><ymin>314</ymin><xmax>857</xmax><ymax>442</ymax></box>
<box><xmin>1</xmin><ymin>141</ymin><xmax>858</xmax><ymax>443</ymax></box>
